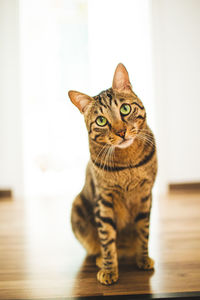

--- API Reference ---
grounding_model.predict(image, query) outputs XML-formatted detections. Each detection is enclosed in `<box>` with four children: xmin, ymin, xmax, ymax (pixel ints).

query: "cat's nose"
<box><xmin>116</xmin><ymin>129</ymin><xmax>126</xmax><ymax>138</ymax></box>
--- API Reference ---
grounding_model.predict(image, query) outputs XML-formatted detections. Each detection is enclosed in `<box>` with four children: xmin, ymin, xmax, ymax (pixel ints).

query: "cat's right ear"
<box><xmin>68</xmin><ymin>90</ymin><xmax>92</xmax><ymax>113</ymax></box>
<box><xmin>112</xmin><ymin>63</ymin><xmax>132</xmax><ymax>93</ymax></box>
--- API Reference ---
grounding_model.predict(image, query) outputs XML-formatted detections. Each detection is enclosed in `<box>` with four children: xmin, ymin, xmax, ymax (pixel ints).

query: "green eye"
<box><xmin>120</xmin><ymin>103</ymin><xmax>131</xmax><ymax>116</ymax></box>
<box><xmin>96</xmin><ymin>116</ymin><xmax>107</xmax><ymax>127</ymax></box>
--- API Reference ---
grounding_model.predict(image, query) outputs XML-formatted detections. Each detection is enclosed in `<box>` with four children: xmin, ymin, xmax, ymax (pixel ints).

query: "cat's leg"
<box><xmin>135</xmin><ymin>193</ymin><xmax>154</xmax><ymax>270</ymax></box>
<box><xmin>95</xmin><ymin>192</ymin><xmax>118</xmax><ymax>285</ymax></box>
<box><xmin>71</xmin><ymin>193</ymin><xmax>100</xmax><ymax>255</ymax></box>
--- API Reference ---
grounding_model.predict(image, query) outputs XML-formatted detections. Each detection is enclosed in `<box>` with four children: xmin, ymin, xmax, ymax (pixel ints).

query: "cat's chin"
<box><xmin>115</xmin><ymin>138</ymin><xmax>134</xmax><ymax>149</ymax></box>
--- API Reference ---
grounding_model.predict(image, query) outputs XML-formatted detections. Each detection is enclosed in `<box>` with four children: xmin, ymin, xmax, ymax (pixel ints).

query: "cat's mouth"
<box><xmin>116</xmin><ymin>138</ymin><xmax>134</xmax><ymax>149</ymax></box>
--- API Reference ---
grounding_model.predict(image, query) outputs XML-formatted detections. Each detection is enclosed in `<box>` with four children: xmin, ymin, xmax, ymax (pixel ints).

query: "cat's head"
<box><xmin>68</xmin><ymin>63</ymin><xmax>146</xmax><ymax>149</ymax></box>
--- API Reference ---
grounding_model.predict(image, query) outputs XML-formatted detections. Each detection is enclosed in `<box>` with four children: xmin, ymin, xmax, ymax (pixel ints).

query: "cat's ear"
<box><xmin>112</xmin><ymin>63</ymin><xmax>132</xmax><ymax>93</ymax></box>
<box><xmin>68</xmin><ymin>90</ymin><xmax>92</xmax><ymax>113</ymax></box>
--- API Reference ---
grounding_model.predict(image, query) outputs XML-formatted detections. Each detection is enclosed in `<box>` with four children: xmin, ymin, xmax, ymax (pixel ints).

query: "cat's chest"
<box><xmin>99</xmin><ymin>168</ymin><xmax>144</xmax><ymax>193</ymax></box>
<box><xmin>92</xmin><ymin>165</ymin><xmax>146</xmax><ymax>229</ymax></box>
<box><xmin>113</xmin><ymin>190</ymin><xmax>141</xmax><ymax>230</ymax></box>
<box><xmin>111</xmin><ymin>172</ymin><xmax>144</xmax><ymax>230</ymax></box>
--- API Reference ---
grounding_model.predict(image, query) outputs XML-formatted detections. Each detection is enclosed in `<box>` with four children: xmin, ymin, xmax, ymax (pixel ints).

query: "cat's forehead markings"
<box><xmin>99</xmin><ymin>106</ymin><xmax>103</xmax><ymax>114</ymax></box>
<box><xmin>106</xmin><ymin>93</ymin><xmax>113</xmax><ymax>107</ymax></box>
<box><xmin>114</xmin><ymin>99</ymin><xmax>118</xmax><ymax>106</ymax></box>
<box><xmin>97</xmin><ymin>95</ymin><xmax>107</xmax><ymax>109</ymax></box>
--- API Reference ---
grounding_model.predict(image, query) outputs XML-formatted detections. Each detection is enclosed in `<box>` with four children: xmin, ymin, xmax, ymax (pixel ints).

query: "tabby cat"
<box><xmin>68</xmin><ymin>63</ymin><xmax>157</xmax><ymax>285</ymax></box>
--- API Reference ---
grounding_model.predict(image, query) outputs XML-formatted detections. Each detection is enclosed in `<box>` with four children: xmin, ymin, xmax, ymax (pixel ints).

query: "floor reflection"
<box><xmin>71</xmin><ymin>255</ymin><xmax>154</xmax><ymax>298</ymax></box>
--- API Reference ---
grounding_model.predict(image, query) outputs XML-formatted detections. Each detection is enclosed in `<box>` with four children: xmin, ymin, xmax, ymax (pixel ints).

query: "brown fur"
<box><xmin>68</xmin><ymin>63</ymin><xmax>157</xmax><ymax>285</ymax></box>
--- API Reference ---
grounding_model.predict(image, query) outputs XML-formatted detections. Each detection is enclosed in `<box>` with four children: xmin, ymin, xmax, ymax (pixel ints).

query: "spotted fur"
<box><xmin>68</xmin><ymin>63</ymin><xmax>157</xmax><ymax>285</ymax></box>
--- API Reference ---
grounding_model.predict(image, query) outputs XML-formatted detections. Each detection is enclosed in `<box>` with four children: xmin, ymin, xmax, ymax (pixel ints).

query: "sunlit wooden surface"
<box><xmin>0</xmin><ymin>192</ymin><xmax>200</xmax><ymax>299</ymax></box>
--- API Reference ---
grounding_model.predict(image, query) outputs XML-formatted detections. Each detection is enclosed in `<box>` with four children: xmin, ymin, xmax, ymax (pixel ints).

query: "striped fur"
<box><xmin>68</xmin><ymin>63</ymin><xmax>157</xmax><ymax>285</ymax></box>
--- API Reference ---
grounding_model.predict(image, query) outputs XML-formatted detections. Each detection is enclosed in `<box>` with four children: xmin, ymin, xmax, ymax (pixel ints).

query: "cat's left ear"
<box><xmin>112</xmin><ymin>63</ymin><xmax>132</xmax><ymax>93</ymax></box>
<box><xmin>68</xmin><ymin>90</ymin><xmax>92</xmax><ymax>113</ymax></box>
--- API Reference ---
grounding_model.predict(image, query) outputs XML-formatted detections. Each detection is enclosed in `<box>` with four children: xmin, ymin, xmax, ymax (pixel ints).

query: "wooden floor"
<box><xmin>0</xmin><ymin>192</ymin><xmax>200</xmax><ymax>299</ymax></box>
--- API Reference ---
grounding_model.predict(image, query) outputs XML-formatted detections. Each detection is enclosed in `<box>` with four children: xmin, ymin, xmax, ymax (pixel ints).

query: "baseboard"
<box><xmin>0</xmin><ymin>189</ymin><xmax>12</xmax><ymax>198</ymax></box>
<box><xmin>169</xmin><ymin>182</ymin><xmax>200</xmax><ymax>192</ymax></box>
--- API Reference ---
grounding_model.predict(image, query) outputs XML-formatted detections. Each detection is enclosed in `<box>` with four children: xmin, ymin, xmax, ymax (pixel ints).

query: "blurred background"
<box><xmin>0</xmin><ymin>0</ymin><xmax>200</xmax><ymax>199</ymax></box>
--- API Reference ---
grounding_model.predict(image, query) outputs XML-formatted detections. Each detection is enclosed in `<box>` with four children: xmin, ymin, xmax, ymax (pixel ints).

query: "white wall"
<box><xmin>152</xmin><ymin>0</ymin><xmax>200</xmax><ymax>192</ymax></box>
<box><xmin>0</xmin><ymin>0</ymin><xmax>23</xmax><ymax>197</ymax></box>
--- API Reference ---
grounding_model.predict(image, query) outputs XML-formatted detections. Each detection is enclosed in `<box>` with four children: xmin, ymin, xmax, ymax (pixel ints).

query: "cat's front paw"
<box><xmin>97</xmin><ymin>268</ymin><xmax>118</xmax><ymax>285</ymax></box>
<box><xmin>136</xmin><ymin>256</ymin><xmax>154</xmax><ymax>270</ymax></box>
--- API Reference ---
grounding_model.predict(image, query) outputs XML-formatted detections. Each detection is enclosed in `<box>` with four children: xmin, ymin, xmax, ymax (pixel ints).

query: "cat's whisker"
<box><xmin>111</xmin><ymin>146</ymin><xmax>115</xmax><ymax>169</ymax></box>
<box><xmin>137</xmin><ymin>134</ymin><xmax>153</xmax><ymax>144</ymax></box>
<box><xmin>138</xmin><ymin>130</ymin><xmax>155</xmax><ymax>139</ymax></box>
<box><xmin>95</xmin><ymin>144</ymin><xmax>112</xmax><ymax>175</ymax></box>
<box><xmin>138</xmin><ymin>133</ymin><xmax>154</xmax><ymax>142</ymax></box>
<box><xmin>99</xmin><ymin>147</ymin><xmax>108</xmax><ymax>170</ymax></box>
<box><xmin>108</xmin><ymin>146</ymin><xmax>114</xmax><ymax>170</ymax></box>
<box><xmin>105</xmin><ymin>146</ymin><xmax>112</xmax><ymax>171</ymax></box>
<box><xmin>105</xmin><ymin>149</ymin><xmax>110</xmax><ymax>172</ymax></box>
<box><xmin>103</xmin><ymin>147</ymin><xmax>110</xmax><ymax>170</ymax></box>
<box><xmin>105</xmin><ymin>147</ymin><xmax>111</xmax><ymax>171</ymax></box>
<box><xmin>129</xmin><ymin>128</ymin><xmax>155</xmax><ymax>148</ymax></box>
<box><xmin>102</xmin><ymin>148</ymin><xmax>108</xmax><ymax>172</ymax></box>
<box><xmin>138</xmin><ymin>131</ymin><xmax>155</xmax><ymax>142</ymax></box>
<box><xmin>138</xmin><ymin>131</ymin><xmax>155</xmax><ymax>139</ymax></box>
<box><xmin>93</xmin><ymin>146</ymin><xmax>107</xmax><ymax>177</ymax></box>
<box><xmin>93</xmin><ymin>144</ymin><xmax>109</xmax><ymax>166</ymax></box>
<box><xmin>100</xmin><ymin>146</ymin><xmax>110</xmax><ymax>172</ymax></box>
<box><xmin>106</xmin><ymin>146</ymin><xmax>113</xmax><ymax>171</ymax></box>
<box><xmin>137</xmin><ymin>134</ymin><xmax>155</xmax><ymax>147</ymax></box>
